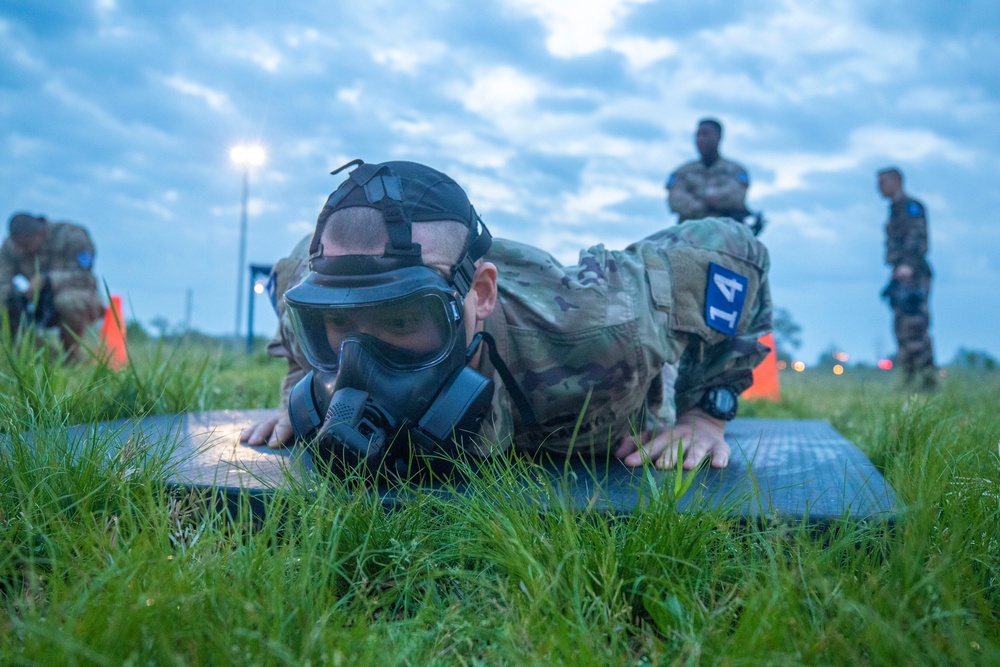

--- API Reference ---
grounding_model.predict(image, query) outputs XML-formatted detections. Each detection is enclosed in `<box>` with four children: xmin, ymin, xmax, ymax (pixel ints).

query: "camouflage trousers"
<box><xmin>890</xmin><ymin>275</ymin><xmax>937</xmax><ymax>391</ymax></box>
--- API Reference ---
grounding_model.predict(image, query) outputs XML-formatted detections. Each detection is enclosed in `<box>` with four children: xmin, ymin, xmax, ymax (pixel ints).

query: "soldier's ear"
<box><xmin>467</xmin><ymin>261</ymin><xmax>497</xmax><ymax>323</ymax></box>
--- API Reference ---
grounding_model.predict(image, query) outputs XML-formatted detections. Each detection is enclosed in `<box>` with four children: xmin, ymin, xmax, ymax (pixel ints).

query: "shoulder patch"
<box><xmin>736</xmin><ymin>171</ymin><xmax>749</xmax><ymax>185</ymax></box>
<box><xmin>666</xmin><ymin>173</ymin><xmax>677</xmax><ymax>188</ymax></box>
<box><xmin>705</xmin><ymin>262</ymin><xmax>748</xmax><ymax>335</ymax></box>
<box><xmin>76</xmin><ymin>251</ymin><xmax>94</xmax><ymax>270</ymax></box>
<box><xmin>907</xmin><ymin>201</ymin><xmax>923</xmax><ymax>217</ymax></box>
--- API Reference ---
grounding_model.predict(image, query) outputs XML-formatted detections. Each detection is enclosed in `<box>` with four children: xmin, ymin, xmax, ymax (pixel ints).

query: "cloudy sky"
<box><xmin>2</xmin><ymin>0</ymin><xmax>998</xmax><ymax>365</ymax></box>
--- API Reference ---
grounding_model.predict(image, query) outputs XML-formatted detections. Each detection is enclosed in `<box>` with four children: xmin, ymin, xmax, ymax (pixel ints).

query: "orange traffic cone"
<box><xmin>742</xmin><ymin>332</ymin><xmax>781</xmax><ymax>401</ymax></box>
<box><xmin>98</xmin><ymin>294</ymin><xmax>128</xmax><ymax>370</ymax></box>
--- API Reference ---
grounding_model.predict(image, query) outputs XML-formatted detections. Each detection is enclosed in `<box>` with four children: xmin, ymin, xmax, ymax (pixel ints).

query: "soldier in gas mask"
<box><xmin>241</xmin><ymin>160</ymin><xmax>772</xmax><ymax>479</ymax></box>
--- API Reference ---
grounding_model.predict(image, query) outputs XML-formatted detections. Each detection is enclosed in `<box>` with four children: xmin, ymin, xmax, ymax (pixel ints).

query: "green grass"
<box><xmin>1</xmin><ymin>339</ymin><xmax>998</xmax><ymax>666</ymax></box>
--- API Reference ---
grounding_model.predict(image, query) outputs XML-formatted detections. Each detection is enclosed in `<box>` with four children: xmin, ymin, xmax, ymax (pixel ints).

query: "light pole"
<box><xmin>229</xmin><ymin>144</ymin><xmax>266</xmax><ymax>342</ymax></box>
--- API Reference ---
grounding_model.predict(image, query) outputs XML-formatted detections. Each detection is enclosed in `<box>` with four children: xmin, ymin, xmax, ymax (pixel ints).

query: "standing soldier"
<box><xmin>0</xmin><ymin>212</ymin><xmax>103</xmax><ymax>362</ymax></box>
<box><xmin>666</xmin><ymin>118</ymin><xmax>751</xmax><ymax>224</ymax></box>
<box><xmin>877</xmin><ymin>167</ymin><xmax>937</xmax><ymax>391</ymax></box>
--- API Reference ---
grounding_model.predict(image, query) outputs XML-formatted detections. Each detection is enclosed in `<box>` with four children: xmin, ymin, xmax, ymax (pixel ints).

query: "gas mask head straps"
<box><xmin>308</xmin><ymin>159</ymin><xmax>492</xmax><ymax>296</ymax></box>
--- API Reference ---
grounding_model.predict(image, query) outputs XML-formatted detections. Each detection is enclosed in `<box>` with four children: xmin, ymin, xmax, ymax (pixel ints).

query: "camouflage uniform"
<box><xmin>264</xmin><ymin>233</ymin><xmax>313</xmax><ymax>415</ymax></box>
<box><xmin>0</xmin><ymin>221</ymin><xmax>103</xmax><ymax>343</ymax></box>
<box><xmin>666</xmin><ymin>157</ymin><xmax>750</xmax><ymax>224</ymax></box>
<box><xmin>884</xmin><ymin>196</ymin><xmax>936</xmax><ymax>390</ymax></box>
<box><xmin>268</xmin><ymin>218</ymin><xmax>772</xmax><ymax>456</ymax></box>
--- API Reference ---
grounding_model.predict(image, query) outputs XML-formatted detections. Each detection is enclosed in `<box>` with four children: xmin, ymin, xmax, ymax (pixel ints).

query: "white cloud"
<box><xmin>562</xmin><ymin>185</ymin><xmax>631</xmax><ymax>222</ymax></box>
<box><xmin>285</xmin><ymin>27</ymin><xmax>321</xmax><ymax>48</ymax></box>
<box><xmin>210</xmin><ymin>198</ymin><xmax>269</xmax><ymax>218</ymax></box>
<box><xmin>163</xmin><ymin>75</ymin><xmax>232</xmax><ymax>113</ymax></box>
<box><xmin>201</xmin><ymin>28</ymin><xmax>285</xmax><ymax>73</ymax></box>
<box><xmin>450</xmin><ymin>171</ymin><xmax>526</xmax><ymax>217</ymax></box>
<box><xmin>703</xmin><ymin>0</ymin><xmax>919</xmax><ymax>75</ymax></box>
<box><xmin>371</xmin><ymin>42</ymin><xmax>446</xmax><ymax>73</ymax></box>
<box><xmin>437</xmin><ymin>131</ymin><xmax>514</xmax><ymax>169</ymax></box>
<box><xmin>897</xmin><ymin>87</ymin><xmax>999</xmax><ymax>122</ymax></box>
<box><xmin>6</xmin><ymin>133</ymin><xmax>49</xmax><ymax>158</ymax></box>
<box><xmin>613</xmin><ymin>36</ymin><xmax>678</xmax><ymax>69</ymax></box>
<box><xmin>390</xmin><ymin>118</ymin><xmax>435</xmax><ymax>136</ymax></box>
<box><xmin>336</xmin><ymin>88</ymin><xmax>362</xmax><ymax>107</ymax></box>
<box><xmin>505</xmin><ymin>0</ymin><xmax>673</xmax><ymax>68</ymax></box>
<box><xmin>752</xmin><ymin>126</ymin><xmax>977</xmax><ymax>198</ymax></box>
<box><xmin>460</xmin><ymin>66</ymin><xmax>540</xmax><ymax>115</ymax></box>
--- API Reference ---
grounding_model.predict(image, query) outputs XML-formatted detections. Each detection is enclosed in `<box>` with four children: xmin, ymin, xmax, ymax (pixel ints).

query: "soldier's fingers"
<box><xmin>615</xmin><ymin>437</ymin><xmax>638</xmax><ymax>459</ymax></box>
<box><xmin>623</xmin><ymin>432</ymin><xmax>665</xmax><ymax>466</ymax></box>
<box><xmin>242</xmin><ymin>417</ymin><xmax>279</xmax><ymax>446</ymax></box>
<box><xmin>268</xmin><ymin>417</ymin><xmax>294</xmax><ymax>449</ymax></box>
<box><xmin>681</xmin><ymin>439</ymin><xmax>711</xmax><ymax>470</ymax></box>
<box><xmin>710</xmin><ymin>446</ymin><xmax>730</xmax><ymax>469</ymax></box>
<box><xmin>654</xmin><ymin>437</ymin><xmax>681</xmax><ymax>470</ymax></box>
<box><xmin>615</xmin><ymin>431</ymin><xmax>650</xmax><ymax>459</ymax></box>
<box><xmin>682</xmin><ymin>437</ymin><xmax>730</xmax><ymax>470</ymax></box>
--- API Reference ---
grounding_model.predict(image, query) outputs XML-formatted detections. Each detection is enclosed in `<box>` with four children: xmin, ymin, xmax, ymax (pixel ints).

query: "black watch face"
<box><xmin>704</xmin><ymin>387</ymin><xmax>738</xmax><ymax>419</ymax></box>
<box><xmin>714</xmin><ymin>388</ymin><xmax>736</xmax><ymax>414</ymax></box>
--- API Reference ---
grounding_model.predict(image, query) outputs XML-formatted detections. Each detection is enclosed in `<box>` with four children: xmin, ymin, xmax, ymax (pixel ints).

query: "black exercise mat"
<box><xmin>47</xmin><ymin>410</ymin><xmax>897</xmax><ymax>523</ymax></box>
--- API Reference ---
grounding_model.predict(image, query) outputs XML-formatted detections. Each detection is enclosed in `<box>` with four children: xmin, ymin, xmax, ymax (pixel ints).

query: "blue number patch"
<box><xmin>736</xmin><ymin>171</ymin><xmax>749</xmax><ymax>185</ymax></box>
<box><xmin>705</xmin><ymin>262</ymin><xmax>748</xmax><ymax>335</ymax></box>
<box><xmin>907</xmin><ymin>201</ymin><xmax>923</xmax><ymax>217</ymax></box>
<box><xmin>77</xmin><ymin>251</ymin><xmax>93</xmax><ymax>269</ymax></box>
<box><xmin>665</xmin><ymin>173</ymin><xmax>677</xmax><ymax>188</ymax></box>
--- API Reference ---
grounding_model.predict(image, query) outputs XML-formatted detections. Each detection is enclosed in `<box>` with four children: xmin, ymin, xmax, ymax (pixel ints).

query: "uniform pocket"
<box><xmin>646</xmin><ymin>269</ymin><xmax>673</xmax><ymax>313</ymax></box>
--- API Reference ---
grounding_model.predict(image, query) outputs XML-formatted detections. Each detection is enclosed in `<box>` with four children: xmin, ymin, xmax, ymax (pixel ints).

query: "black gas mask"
<box><xmin>285</xmin><ymin>159</ymin><xmax>497</xmax><ymax>479</ymax></box>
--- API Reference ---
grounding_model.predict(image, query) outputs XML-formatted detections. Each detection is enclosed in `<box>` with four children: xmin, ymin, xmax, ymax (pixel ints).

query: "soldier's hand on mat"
<box><xmin>239</xmin><ymin>411</ymin><xmax>294</xmax><ymax>449</ymax></box>
<box><xmin>615</xmin><ymin>407</ymin><xmax>730</xmax><ymax>470</ymax></box>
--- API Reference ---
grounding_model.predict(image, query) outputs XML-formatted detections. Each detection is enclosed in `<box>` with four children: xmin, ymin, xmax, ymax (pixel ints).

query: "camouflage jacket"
<box><xmin>477</xmin><ymin>217</ymin><xmax>771</xmax><ymax>455</ymax></box>
<box><xmin>885</xmin><ymin>195</ymin><xmax>931</xmax><ymax>277</ymax></box>
<box><xmin>666</xmin><ymin>156</ymin><xmax>750</xmax><ymax>223</ymax></box>
<box><xmin>0</xmin><ymin>221</ymin><xmax>98</xmax><ymax>304</ymax></box>
<box><xmin>268</xmin><ymin>219</ymin><xmax>772</xmax><ymax>456</ymax></box>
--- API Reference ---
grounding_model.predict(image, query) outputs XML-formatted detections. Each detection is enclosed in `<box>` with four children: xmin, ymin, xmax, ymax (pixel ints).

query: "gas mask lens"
<box><xmin>290</xmin><ymin>291</ymin><xmax>461</xmax><ymax>372</ymax></box>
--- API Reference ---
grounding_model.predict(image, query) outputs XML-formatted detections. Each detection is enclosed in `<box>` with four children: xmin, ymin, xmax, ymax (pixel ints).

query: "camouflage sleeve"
<box><xmin>902</xmin><ymin>213</ymin><xmax>928</xmax><ymax>262</ymax></box>
<box><xmin>265</xmin><ymin>234</ymin><xmax>314</xmax><ymax>410</ymax></box>
<box><xmin>886</xmin><ymin>201</ymin><xmax>928</xmax><ymax>267</ymax></box>
<box><xmin>0</xmin><ymin>242</ymin><xmax>16</xmax><ymax>305</ymax></box>
<box><xmin>708</xmin><ymin>163</ymin><xmax>750</xmax><ymax>214</ymax></box>
<box><xmin>667</xmin><ymin>168</ymin><xmax>708</xmax><ymax>222</ymax></box>
<box><xmin>46</xmin><ymin>225</ymin><xmax>97</xmax><ymax>293</ymax></box>
<box><xmin>663</xmin><ymin>220</ymin><xmax>772</xmax><ymax>416</ymax></box>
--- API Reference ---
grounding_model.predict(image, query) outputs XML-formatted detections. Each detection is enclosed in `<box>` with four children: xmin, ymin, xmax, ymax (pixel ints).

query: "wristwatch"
<box><xmin>700</xmin><ymin>386</ymin><xmax>739</xmax><ymax>421</ymax></box>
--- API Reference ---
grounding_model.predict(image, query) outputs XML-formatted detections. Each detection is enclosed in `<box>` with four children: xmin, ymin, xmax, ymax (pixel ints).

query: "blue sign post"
<box><xmin>246</xmin><ymin>263</ymin><xmax>273</xmax><ymax>353</ymax></box>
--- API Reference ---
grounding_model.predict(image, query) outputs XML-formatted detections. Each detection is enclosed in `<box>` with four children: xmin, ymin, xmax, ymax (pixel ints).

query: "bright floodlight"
<box><xmin>230</xmin><ymin>144</ymin><xmax>266</xmax><ymax>167</ymax></box>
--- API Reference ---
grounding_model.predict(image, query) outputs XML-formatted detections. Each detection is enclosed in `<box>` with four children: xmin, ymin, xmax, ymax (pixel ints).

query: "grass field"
<box><xmin>1</xmin><ymin>338</ymin><xmax>998</xmax><ymax>666</ymax></box>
